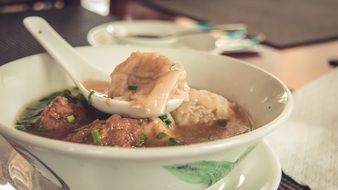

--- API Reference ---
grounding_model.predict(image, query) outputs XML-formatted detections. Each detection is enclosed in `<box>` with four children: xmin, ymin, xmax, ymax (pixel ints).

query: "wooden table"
<box><xmin>110</xmin><ymin>0</ymin><xmax>337</xmax><ymax>90</ymax></box>
<box><xmin>241</xmin><ymin>41</ymin><xmax>337</xmax><ymax>89</ymax></box>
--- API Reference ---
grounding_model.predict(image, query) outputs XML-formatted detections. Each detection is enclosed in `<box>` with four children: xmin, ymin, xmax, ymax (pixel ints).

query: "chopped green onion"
<box><xmin>139</xmin><ymin>133</ymin><xmax>148</xmax><ymax>145</ymax></box>
<box><xmin>169</xmin><ymin>138</ymin><xmax>184</xmax><ymax>145</ymax></box>
<box><xmin>214</xmin><ymin>119</ymin><xmax>228</xmax><ymax>127</ymax></box>
<box><xmin>66</xmin><ymin>114</ymin><xmax>76</xmax><ymax>123</ymax></box>
<box><xmin>37</xmin><ymin>124</ymin><xmax>48</xmax><ymax>132</ymax></box>
<box><xmin>159</xmin><ymin>114</ymin><xmax>168</xmax><ymax>120</ymax></box>
<box><xmin>88</xmin><ymin>91</ymin><xmax>95</xmax><ymax>105</ymax></box>
<box><xmin>159</xmin><ymin>114</ymin><xmax>172</xmax><ymax>127</ymax></box>
<box><xmin>164</xmin><ymin>119</ymin><xmax>172</xmax><ymax>126</ymax></box>
<box><xmin>91</xmin><ymin>128</ymin><xmax>101</xmax><ymax>144</ymax></box>
<box><xmin>156</xmin><ymin>132</ymin><xmax>167</xmax><ymax>139</ymax></box>
<box><xmin>128</xmin><ymin>85</ymin><xmax>138</xmax><ymax>91</ymax></box>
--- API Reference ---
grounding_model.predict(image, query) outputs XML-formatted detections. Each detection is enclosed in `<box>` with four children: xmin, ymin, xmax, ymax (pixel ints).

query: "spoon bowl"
<box><xmin>23</xmin><ymin>16</ymin><xmax>183</xmax><ymax>118</ymax></box>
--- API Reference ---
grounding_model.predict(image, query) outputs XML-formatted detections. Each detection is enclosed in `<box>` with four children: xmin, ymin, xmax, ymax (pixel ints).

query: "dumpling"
<box><xmin>108</xmin><ymin>52</ymin><xmax>189</xmax><ymax>116</ymax></box>
<box><xmin>171</xmin><ymin>88</ymin><xmax>235</xmax><ymax>127</ymax></box>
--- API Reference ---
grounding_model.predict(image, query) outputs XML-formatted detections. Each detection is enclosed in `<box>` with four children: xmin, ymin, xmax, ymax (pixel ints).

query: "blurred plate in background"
<box><xmin>87</xmin><ymin>20</ymin><xmax>259</xmax><ymax>54</ymax></box>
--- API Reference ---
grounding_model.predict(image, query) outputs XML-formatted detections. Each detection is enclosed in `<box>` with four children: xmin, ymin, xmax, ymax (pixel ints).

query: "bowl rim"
<box><xmin>0</xmin><ymin>46</ymin><xmax>293</xmax><ymax>160</ymax></box>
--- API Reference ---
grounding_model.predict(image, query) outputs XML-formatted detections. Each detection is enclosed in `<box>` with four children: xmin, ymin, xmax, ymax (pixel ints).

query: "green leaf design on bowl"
<box><xmin>164</xmin><ymin>160</ymin><xmax>235</xmax><ymax>186</ymax></box>
<box><xmin>164</xmin><ymin>145</ymin><xmax>255</xmax><ymax>187</ymax></box>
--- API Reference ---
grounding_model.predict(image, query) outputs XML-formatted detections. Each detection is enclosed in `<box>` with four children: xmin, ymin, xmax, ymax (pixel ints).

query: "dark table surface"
<box><xmin>0</xmin><ymin>5</ymin><xmax>114</xmax><ymax>65</ymax></box>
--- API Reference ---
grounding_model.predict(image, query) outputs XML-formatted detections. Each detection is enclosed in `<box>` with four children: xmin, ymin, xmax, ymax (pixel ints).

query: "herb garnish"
<box><xmin>169</xmin><ymin>138</ymin><xmax>184</xmax><ymax>145</ymax></box>
<box><xmin>66</xmin><ymin>114</ymin><xmax>76</xmax><ymax>123</ymax></box>
<box><xmin>75</xmin><ymin>93</ymin><xmax>89</xmax><ymax>105</ymax></box>
<box><xmin>15</xmin><ymin>125</ymin><xmax>26</xmax><ymax>131</ymax></box>
<box><xmin>214</xmin><ymin>119</ymin><xmax>228</xmax><ymax>127</ymax></box>
<box><xmin>139</xmin><ymin>133</ymin><xmax>148</xmax><ymax>145</ymax></box>
<box><xmin>39</xmin><ymin>89</ymin><xmax>74</xmax><ymax>104</ymax></box>
<box><xmin>159</xmin><ymin>114</ymin><xmax>172</xmax><ymax>127</ymax></box>
<box><xmin>91</xmin><ymin>128</ymin><xmax>101</xmax><ymax>144</ymax></box>
<box><xmin>15</xmin><ymin>89</ymin><xmax>94</xmax><ymax>133</ymax></box>
<box><xmin>88</xmin><ymin>90</ymin><xmax>95</xmax><ymax>105</ymax></box>
<box><xmin>156</xmin><ymin>132</ymin><xmax>167</xmax><ymax>139</ymax></box>
<box><xmin>37</xmin><ymin>124</ymin><xmax>48</xmax><ymax>132</ymax></box>
<box><xmin>128</xmin><ymin>85</ymin><xmax>138</xmax><ymax>91</ymax></box>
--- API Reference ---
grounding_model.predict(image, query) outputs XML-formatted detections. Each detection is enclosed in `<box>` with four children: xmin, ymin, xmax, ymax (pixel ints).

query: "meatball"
<box><xmin>38</xmin><ymin>96</ymin><xmax>88</xmax><ymax>133</ymax></box>
<box><xmin>171</xmin><ymin>88</ymin><xmax>235</xmax><ymax>127</ymax></box>
<box><xmin>108</xmin><ymin>52</ymin><xmax>189</xmax><ymax>115</ymax></box>
<box><xmin>65</xmin><ymin>115</ymin><xmax>144</xmax><ymax>147</ymax></box>
<box><xmin>65</xmin><ymin>115</ymin><xmax>176</xmax><ymax>147</ymax></box>
<box><xmin>171</xmin><ymin>89</ymin><xmax>252</xmax><ymax>143</ymax></box>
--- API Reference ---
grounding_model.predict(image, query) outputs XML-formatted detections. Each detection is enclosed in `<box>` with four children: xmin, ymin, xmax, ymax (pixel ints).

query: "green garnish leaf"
<box><xmin>66</xmin><ymin>114</ymin><xmax>76</xmax><ymax>123</ymax></box>
<box><xmin>22</xmin><ymin>112</ymin><xmax>41</xmax><ymax>121</ymax></box>
<box><xmin>214</xmin><ymin>119</ymin><xmax>228</xmax><ymax>127</ymax></box>
<box><xmin>15</xmin><ymin>125</ymin><xmax>26</xmax><ymax>131</ymax></box>
<box><xmin>128</xmin><ymin>85</ymin><xmax>138</xmax><ymax>91</ymax></box>
<box><xmin>26</xmin><ymin>125</ymin><xmax>34</xmax><ymax>130</ymax></box>
<box><xmin>139</xmin><ymin>133</ymin><xmax>148</xmax><ymax>145</ymax></box>
<box><xmin>156</xmin><ymin>132</ymin><xmax>167</xmax><ymax>139</ymax></box>
<box><xmin>26</xmin><ymin>107</ymin><xmax>38</xmax><ymax>111</ymax></box>
<box><xmin>39</xmin><ymin>91</ymin><xmax>62</xmax><ymax>103</ymax></box>
<box><xmin>15</xmin><ymin>121</ymin><xmax>26</xmax><ymax>125</ymax></box>
<box><xmin>39</xmin><ymin>89</ymin><xmax>76</xmax><ymax>104</ymax></box>
<box><xmin>88</xmin><ymin>91</ymin><xmax>95</xmax><ymax>105</ymax></box>
<box><xmin>63</xmin><ymin>89</ymin><xmax>76</xmax><ymax>103</ymax></box>
<box><xmin>91</xmin><ymin>128</ymin><xmax>101</xmax><ymax>144</ymax></box>
<box><xmin>37</xmin><ymin>124</ymin><xmax>48</xmax><ymax>132</ymax></box>
<box><xmin>169</xmin><ymin>138</ymin><xmax>185</xmax><ymax>145</ymax></box>
<box><xmin>75</xmin><ymin>93</ymin><xmax>89</xmax><ymax>105</ymax></box>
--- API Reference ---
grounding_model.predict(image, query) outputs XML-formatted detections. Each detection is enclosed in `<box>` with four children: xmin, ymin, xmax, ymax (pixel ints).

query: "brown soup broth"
<box><xmin>15</xmin><ymin>88</ymin><xmax>253</xmax><ymax>147</ymax></box>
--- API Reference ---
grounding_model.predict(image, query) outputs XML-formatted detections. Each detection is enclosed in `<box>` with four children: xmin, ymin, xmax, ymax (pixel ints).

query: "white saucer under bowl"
<box><xmin>207</xmin><ymin>140</ymin><xmax>282</xmax><ymax>190</ymax></box>
<box><xmin>0</xmin><ymin>138</ymin><xmax>281</xmax><ymax>190</ymax></box>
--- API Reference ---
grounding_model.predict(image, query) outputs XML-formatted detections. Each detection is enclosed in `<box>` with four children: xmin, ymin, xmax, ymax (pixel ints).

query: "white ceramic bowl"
<box><xmin>0</xmin><ymin>46</ymin><xmax>292</xmax><ymax>190</ymax></box>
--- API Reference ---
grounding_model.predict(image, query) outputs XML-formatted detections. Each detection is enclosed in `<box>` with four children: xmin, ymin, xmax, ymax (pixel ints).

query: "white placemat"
<box><xmin>267</xmin><ymin>68</ymin><xmax>338</xmax><ymax>190</ymax></box>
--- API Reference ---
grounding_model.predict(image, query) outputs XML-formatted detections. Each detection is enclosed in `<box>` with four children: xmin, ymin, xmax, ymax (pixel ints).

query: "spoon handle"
<box><xmin>23</xmin><ymin>16</ymin><xmax>106</xmax><ymax>83</ymax></box>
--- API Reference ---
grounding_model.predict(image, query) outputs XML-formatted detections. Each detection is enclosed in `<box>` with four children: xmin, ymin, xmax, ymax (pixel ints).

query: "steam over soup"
<box><xmin>15</xmin><ymin>52</ymin><xmax>252</xmax><ymax>147</ymax></box>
